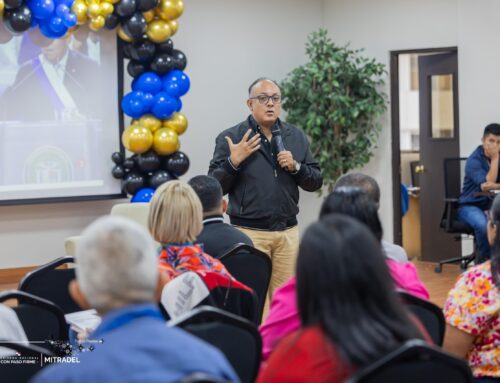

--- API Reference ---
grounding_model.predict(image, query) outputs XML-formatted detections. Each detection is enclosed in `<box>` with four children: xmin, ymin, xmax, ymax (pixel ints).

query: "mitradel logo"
<box><xmin>43</xmin><ymin>356</ymin><xmax>81</xmax><ymax>365</ymax></box>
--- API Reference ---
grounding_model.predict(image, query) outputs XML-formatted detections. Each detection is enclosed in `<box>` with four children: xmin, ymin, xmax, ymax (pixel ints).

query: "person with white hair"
<box><xmin>31</xmin><ymin>216</ymin><xmax>239</xmax><ymax>383</ymax></box>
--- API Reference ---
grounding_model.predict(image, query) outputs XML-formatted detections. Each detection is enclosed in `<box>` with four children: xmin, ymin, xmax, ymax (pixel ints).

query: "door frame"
<box><xmin>390</xmin><ymin>46</ymin><xmax>458</xmax><ymax>246</ymax></box>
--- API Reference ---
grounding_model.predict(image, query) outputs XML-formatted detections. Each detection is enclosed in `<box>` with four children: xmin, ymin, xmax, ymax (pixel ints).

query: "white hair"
<box><xmin>75</xmin><ymin>215</ymin><xmax>158</xmax><ymax>313</ymax></box>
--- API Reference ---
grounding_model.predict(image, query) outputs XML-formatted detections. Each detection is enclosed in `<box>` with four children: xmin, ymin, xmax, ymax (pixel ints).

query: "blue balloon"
<box><xmin>62</xmin><ymin>12</ymin><xmax>77</xmax><ymax>27</ymax></box>
<box><xmin>131</xmin><ymin>187</ymin><xmax>155</xmax><ymax>203</ymax></box>
<box><xmin>132</xmin><ymin>72</ymin><xmax>162</xmax><ymax>94</ymax></box>
<box><xmin>55</xmin><ymin>3</ymin><xmax>69</xmax><ymax>17</ymax></box>
<box><xmin>174</xmin><ymin>97</ymin><xmax>182</xmax><ymax>112</ymax></box>
<box><xmin>152</xmin><ymin>92</ymin><xmax>177</xmax><ymax>119</ymax></box>
<box><xmin>39</xmin><ymin>19</ymin><xmax>66</xmax><ymax>38</ymax></box>
<box><xmin>164</xmin><ymin>81</ymin><xmax>180</xmax><ymax>98</ymax></box>
<box><xmin>49</xmin><ymin>16</ymin><xmax>65</xmax><ymax>33</ymax></box>
<box><xmin>56</xmin><ymin>0</ymin><xmax>74</xmax><ymax>6</ymax></box>
<box><xmin>162</xmin><ymin>70</ymin><xmax>190</xmax><ymax>97</ymax></box>
<box><xmin>142</xmin><ymin>92</ymin><xmax>154</xmax><ymax>111</ymax></box>
<box><xmin>121</xmin><ymin>91</ymin><xmax>145</xmax><ymax>118</ymax></box>
<box><xmin>29</xmin><ymin>0</ymin><xmax>55</xmax><ymax>20</ymax></box>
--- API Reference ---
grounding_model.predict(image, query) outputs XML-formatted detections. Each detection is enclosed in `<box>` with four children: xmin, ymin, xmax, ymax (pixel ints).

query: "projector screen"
<box><xmin>0</xmin><ymin>27</ymin><xmax>124</xmax><ymax>205</ymax></box>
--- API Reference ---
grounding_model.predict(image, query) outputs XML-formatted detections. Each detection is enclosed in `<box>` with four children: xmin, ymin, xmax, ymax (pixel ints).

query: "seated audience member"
<box><xmin>257</xmin><ymin>215</ymin><xmax>426</xmax><ymax>383</ymax></box>
<box><xmin>31</xmin><ymin>216</ymin><xmax>239</xmax><ymax>383</ymax></box>
<box><xmin>0</xmin><ymin>304</ymin><xmax>28</xmax><ymax>358</ymax></box>
<box><xmin>457</xmin><ymin>123</ymin><xmax>500</xmax><ymax>264</ymax></box>
<box><xmin>148</xmin><ymin>181</ymin><xmax>233</xmax><ymax>280</ymax></box>
<box><xmin>259</xmin><ymin>188</ymin><xmax>429</xmax><ymax>362</ymax></box>
<box><xmin>188</xmin><ymin>175</ymin><xmax>253</xmax><ymax>258</ymax></box>
<box><xmin>334</xmin><ymin>172</ymin><xmax>408</xmax><ymax>262</ymax></box>
<box><xmin>443</xmin><ymin>195</ymin><xmax>500</xmax><ymax>382</ymax></box>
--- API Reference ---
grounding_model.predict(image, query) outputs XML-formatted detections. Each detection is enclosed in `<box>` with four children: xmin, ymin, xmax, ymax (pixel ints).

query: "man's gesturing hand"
<box><xmin>225</xmin><ymin>129</ymin><xmax>261</xmax><ymax>167</ymax></box>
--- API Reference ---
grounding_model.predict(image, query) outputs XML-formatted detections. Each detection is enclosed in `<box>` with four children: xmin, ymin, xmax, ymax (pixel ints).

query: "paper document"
<box><xmin>65</xmin><ymin>309</ymin><xmax>101</xmax><ymax>332</ymax></box>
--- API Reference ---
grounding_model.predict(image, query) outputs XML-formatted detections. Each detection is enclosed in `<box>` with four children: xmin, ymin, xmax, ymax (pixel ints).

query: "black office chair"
<box><xmin>398</xmin><ymin>291</ymin><xmax>445</xmax><ymax>346</ymax></box>
<box><xmin>409</xmin><ymin>160</ymin><xmax>421</xmax><ymax>187</ymax></box>
<box><xmin>219</xmin><ymin>243</ymin><xmax>272</xmax><ymax>323</ymax></box>
<box><xmin>347</xmin><ymin>339</ymin><xmax>473</xmax><ymax>383</ymax></box>
<box><xmin>0</xmin><ymin>290</ymin><xmax>69</xmax><ymax>354</ymax></box>
<box><xmin>169</xmin><ymin>306</ymin><xmax>262</xmax><ymax>383</ymax></box>
<box><xmin>435</xmin><ymin>158</ymin><xmax>476</xmax><ymax>273</ymax></box>
<box><xmin>19</xmin><ymin>256</ymin><xmax>80</xmax><ymax>313</ymax></box>
<box><xmin>0</xmin><ymin>341</ymin><xmax>54</xmax><ymax>383</ymax></box>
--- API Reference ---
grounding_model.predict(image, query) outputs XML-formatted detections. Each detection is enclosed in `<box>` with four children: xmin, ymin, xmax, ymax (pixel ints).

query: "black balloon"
<box><xmin>122</xmin><ymin>12</ymin><xmax>146</xmax><ymax>39</ymax></box>
<box><xmin>112</xmin><ymin>165</ymin><xmax>125</xmax><ymax>179</ymax></box>
<box><xmin>136</xmin><ymin>0</ymin><xmax>158</xmax><ymax>11</ymax></box>
<box><xmin>165</xmin><ymin>151</ymin><xmax>189</xmax><ymax>177</ymax></box>
<box><xmin>4</xmin><ymin>0</ymin><xmax>22</xmax><ymax>9</ymax></box>
<box><xmin>105</xmin><ymin>13</ymin><xmax>120</xmax><ymax>30</ymax></box>
<box><xmin>171</xmin><ymin>49</ymin><xmax>187</xmax><ymax>70</ymax></box>
<box><xmin>150</xmin><ymin>53</ymin><xmax>174</xmax><ymax>75</ymax></box>
<box><xmin>127</xmin><ymin>60</ymin><xmax>148</xmax><ymax>77</ymax></box>
<box><xmin>122</xmin><ymin>42</ymin><xmax>133</xmax><ymax>59</ymax></box>
<box><xmin>4</xmin><ymin>6</ymin><xmax>32</xmax><ymax>33</ymax></box>
<box><xmin>115</xmin><ymin>0</ymin><xmax>136</xmax><ymax>18</ymax></box>
<box><xmin>149</xmin><ymin>170</ymin><xmax>174</xmax><ymax>189</ymax></box>
<box><xmin>122</xmin><ymin>172</ymin><xmax>145</xmax><ymax>195</ymax></box>
<box><xmin>123</xmin><ymin>158</ymin><xmax>135</xmax><ymax>169</ymax></box>
<box><xmin>130</xmin><ymin>39</ymin><xmax>156</xmax><ymax>63</ymax></box>
<box><xmin>135</xmin><ymin>150</ymin><xmax>160</xmax><ymax>173</ymax></box>
<box><xmin>156</xmin><ymin>39</ymin><xmax>174</xmax><ymax>54</ymax></box>
<box><xmin>111</xmin><ymin>151</ymin><xmax>124</xmax><ymax>164</ymax></box>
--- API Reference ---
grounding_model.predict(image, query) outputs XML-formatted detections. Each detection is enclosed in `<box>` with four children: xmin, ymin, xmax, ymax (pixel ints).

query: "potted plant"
<box><xmin>281</xmin><ymin>29</ymin><xmax>387</xmax><ymax>192</ymax></box>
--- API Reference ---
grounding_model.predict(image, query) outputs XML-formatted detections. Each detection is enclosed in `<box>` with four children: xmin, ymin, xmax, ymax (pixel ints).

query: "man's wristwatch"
<box><xmin>292</xmin><ymin>161</ymin><xmax>301</xmax><ymax>174</ymax></box>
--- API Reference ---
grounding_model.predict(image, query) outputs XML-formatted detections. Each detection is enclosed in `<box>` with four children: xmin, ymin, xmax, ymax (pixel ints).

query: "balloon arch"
<box><xmin>0</xmin><ymin>0</ymin><xmax>190</xmax><ymax>203</ymax></box>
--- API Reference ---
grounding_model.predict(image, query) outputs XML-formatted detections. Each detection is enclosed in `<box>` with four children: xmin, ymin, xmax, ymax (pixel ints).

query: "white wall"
<box><xmin>322</xmin><ymin>0</ymin><xmax>459</xmax><ymax>241</ymax></box>
<box><xmin>0</xmin><ymin>0</ymin><xmax>323</xmax><ymax>269</ymax></box>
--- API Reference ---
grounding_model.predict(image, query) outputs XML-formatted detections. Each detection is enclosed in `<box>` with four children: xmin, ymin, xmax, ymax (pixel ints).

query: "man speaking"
<box><xmin>209</xmin><ymin>78</ymin><xmax>322</xmax><ymax>297</ymax></box>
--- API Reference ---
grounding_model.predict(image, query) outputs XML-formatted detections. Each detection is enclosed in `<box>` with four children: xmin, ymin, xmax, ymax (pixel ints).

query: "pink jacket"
<box><xmin>259</xmin><ymin>260</ymin><xmax>429</xmax><ymax>362</ymax></box>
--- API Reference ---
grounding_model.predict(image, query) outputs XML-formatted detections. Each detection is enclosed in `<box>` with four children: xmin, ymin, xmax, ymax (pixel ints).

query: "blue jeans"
<box><xmin>457</xmin><ymin>205</ymin><xmax>490</xmax><ymax>263</ymax></box>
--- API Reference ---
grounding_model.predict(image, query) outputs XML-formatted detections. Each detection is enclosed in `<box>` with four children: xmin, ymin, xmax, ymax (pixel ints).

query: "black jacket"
<box><xmin>208</xmin><ymin>116</ymin><xmax>323</xmax><ymax>231</ymax></box>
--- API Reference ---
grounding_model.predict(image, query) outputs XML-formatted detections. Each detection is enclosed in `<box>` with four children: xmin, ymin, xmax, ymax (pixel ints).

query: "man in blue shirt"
<box><xmin>458</xmin><ymin>123</ymin><xmax>500</xmax><ymax>263</ymax></box>
<box><xmin>32</xmin><ymin>216</ymin><xmax>239</xmax><ymax>383</ymax></box>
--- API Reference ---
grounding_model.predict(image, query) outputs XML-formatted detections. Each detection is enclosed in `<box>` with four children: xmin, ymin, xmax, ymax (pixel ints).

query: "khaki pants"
<box><xmin>236</xmin><ymin>225</ymin><xmax>299</xmax><ymax>300</ymax></box>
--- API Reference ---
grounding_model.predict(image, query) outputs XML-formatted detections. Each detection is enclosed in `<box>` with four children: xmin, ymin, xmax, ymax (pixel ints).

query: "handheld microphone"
<box><xmin>271</xmin><ymin>124</ymin><xmax>286</xmax><ymax>153</ymax></box>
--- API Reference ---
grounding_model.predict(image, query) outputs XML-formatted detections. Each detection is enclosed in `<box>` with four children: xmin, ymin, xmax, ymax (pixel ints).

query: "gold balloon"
<box><xmin>168</xmin><ymin>19</ymin><xmax>178</xmax><ymax>36</ymax></box>
<box><xmin>153</xmin><ymin>128</ymin><xmax>179</xmax><ymax>155</ymax></box>
<box><xmin>131</xmin><ymin>118</ymin><xmax>140</xmax><ymax>125</ymax></box>
<box><xmin>0</xmin><ymin>0</ymin><xmax>4</xmax><ymax>16</ymax></box>
<box><xmin>156</xmin><ymin>0</ymin><xmax>183</xmax><ymax>21</ymax></box>
<box><xmin>122</xmin><ymin>125</ymin><xmax>153</xmax><ymax>154</ymax></box>
<box><xmin>87</xmin><ymin>3</ymin><xmax>100</xmax><ymax>18</ymax></box>
<box><xmin>140</xmin><ymin>114</ymin><xmax>162</xmax><ymax>133</ymax></box>
<box><xmin>143</xmin><ymin>10</ymin><xmax>154</xmax><ymax>22</ymax></box>
<box><xmin>89</xmin><ymin>15</ymin><xmax>105</xmax><ymax>31</ymax></box>
<box><xmin>100</xmin><ymin>2</ymin><xmax>114</xmax><ymax>16</ymax></box>
<box><xmin>163</xmin><ymin>112</ymin><xmax>187</xmax><ymax>135</ymax></box>
<box><xmin>72</xmin><ymin>1</ymin><xmax>88</xmax><ymax>24</ymax></box>
<box><xmin>146</xmin><ymin>20</ymin><xmax>171</xmax><ymax>43</ymax></box>
<box><xmin>117</xmin><ymin>25</ymin><xmax>134</xmax><ymax>42</ymax></box>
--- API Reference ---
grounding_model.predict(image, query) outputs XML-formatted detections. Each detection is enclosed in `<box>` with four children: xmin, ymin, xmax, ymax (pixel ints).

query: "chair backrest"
<box><xmin>443</xmin><ymin>158</ymin><xmax>468</xmax><ymax>200</ymax></box>
<box><xmin>18</xmin><ymin>256</ymin><xmax>79</xmax><ymax>314</ymax></box>
<box><xmin>409</xmin><ymin>161</ymin><xmax>420</xmax><ymax>187</ymax></box>
<box><xmin>398</xmin><ymin>292</ymin><xmax>445</xmax><ymax>346</ymax></box>
<box><xmin>0</xmin><ymin>341</ymin><xmax>54</xmax><ymax>383</ymax></box>
<box><xmin>219</xmin><ymin>244</ymin><xmax>271</xmax><ymax>323</ymax></box>
<box><xmin>110</xmin><ymin>202</ymin><xmax>151</xmax><ymax>227</ymax></box>
<box><xmin>169</xmin><ymin>306</ymin><xmax>262</xmax><ymax>383</ymax></box>
<box><xmin>347</xmin><ymin>339</ymin><xmax>473</xmax><ymax>383</ymax></box>
<box><xmin>0</xmin><ymin>290</ymin><xmax>68</xmax><ymax>354</ymax></box>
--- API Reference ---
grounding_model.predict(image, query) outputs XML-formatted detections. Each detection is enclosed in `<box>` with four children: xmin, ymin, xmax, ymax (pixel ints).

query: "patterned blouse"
<box><xmin>158</xmin><ymin>243</ymin><xmax>233</xmax><ymax>280</ymax></box>
<box><xmin>444</xmin><ymin>261</ymin><xmax>500</xmax><ymax>377</ymax></box>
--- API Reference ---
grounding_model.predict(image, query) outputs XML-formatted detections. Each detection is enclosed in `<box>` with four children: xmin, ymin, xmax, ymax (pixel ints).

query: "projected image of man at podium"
<box><xmin>1</xmin><ymin>35</ymin><xmax>99</xmax><ymax>121</ymax></box>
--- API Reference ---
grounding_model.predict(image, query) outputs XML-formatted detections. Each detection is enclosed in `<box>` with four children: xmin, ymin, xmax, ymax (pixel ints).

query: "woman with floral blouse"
<box><xmin>443</xmin><ymin>195</ymin><xmax>500</xmax><ymax>382</ymax></box>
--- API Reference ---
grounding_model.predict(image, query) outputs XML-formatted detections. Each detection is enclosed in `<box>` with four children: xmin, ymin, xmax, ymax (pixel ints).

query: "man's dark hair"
<box><xmin>483</xmin><ymin>123</ymin><xmax>500</xmax><ymax>138</ymax></box>
<box><xmin>188</xmin><ymin>175</ymin><xmax>222</xmax><ymax>214</ymax></box>
<box><xmin>334</xmin><ymin>173</ymin><xmax>380</xmax><ymax>206</ymax></box>
<box><xmin>248</xmin><ymin>77</ymin><xmax>281</xmax><ymax>96</ymax></box>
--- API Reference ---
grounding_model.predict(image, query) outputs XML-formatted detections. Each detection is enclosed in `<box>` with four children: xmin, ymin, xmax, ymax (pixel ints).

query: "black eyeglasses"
<box><xmin>249</xmin><ymin>94</ymin><xmax>282</xmax><ymax>105</ymax></box>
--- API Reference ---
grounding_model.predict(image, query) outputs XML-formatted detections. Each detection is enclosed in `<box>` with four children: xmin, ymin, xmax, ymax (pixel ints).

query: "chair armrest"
<box><xmin>64</xmin><ymin>236</ymin><xmax>81</xmax><ymax>256</ymax></box>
